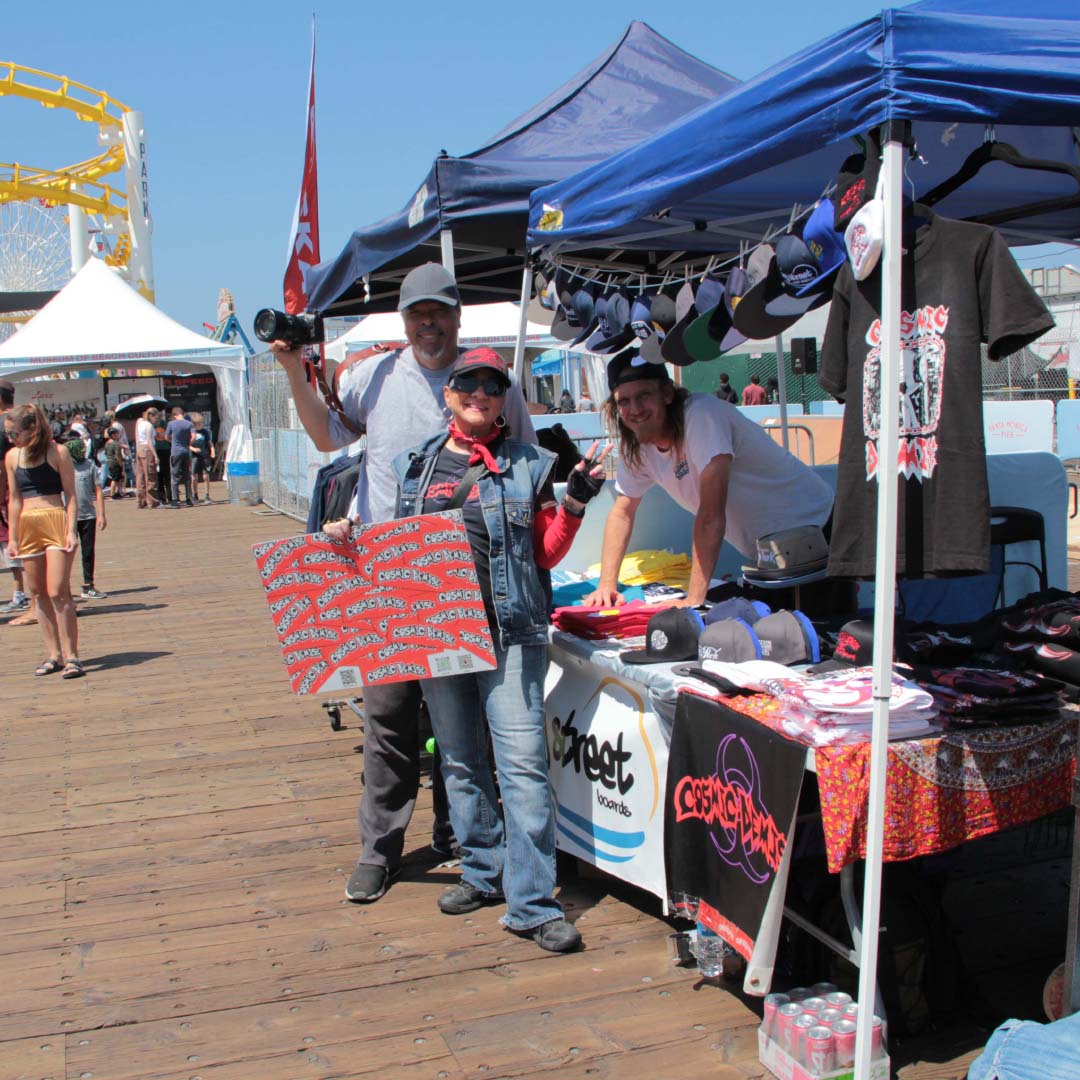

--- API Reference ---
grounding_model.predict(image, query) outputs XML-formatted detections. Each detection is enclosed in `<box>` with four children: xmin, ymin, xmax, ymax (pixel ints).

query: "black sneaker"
<box><xmin>437</xmin><ymin>881</ymin><xmax>502</xmax><ymax>915</ymax></box>
<box><xmin>517</xmin><ymin>918</ymin><xmax>582</xmax><ymax>953</ymax></box>
<box><xmin>344</xmin><ymin>863</ymin><xmax>397</xmax><ymax>902</ymax></box>
<box><xmin>430</xmin><ymin>838</ymin><xmax>464</xmax><ymax>861</ymax></box>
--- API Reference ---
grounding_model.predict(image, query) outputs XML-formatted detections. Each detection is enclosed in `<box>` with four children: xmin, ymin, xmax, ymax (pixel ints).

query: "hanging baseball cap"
<box><xmin>794</xmin><ymin>200</ymin><xmax>848</xmax><ymax>296</ymax></box>
<box><xmin>629</xmin><ymin>294</ymin><xmax>654</xmax><ymax>339</ymax></box>
<box><xmin>731</xmin><ymin>243</ymin><xmax>797</xmax><ymax>340</ymax></box>
<box><xmin>398</xmin><ymin>262</ymin><xmax>461</xmax><ymax>311</ymax></box>
<box><xmin>660</xmin><ymin>280</ymin><xmax>700</xmax><ymax>366</ymax></box>
<box><xmin>587</xmin><ymin>290</ymin><xmax>634</xmax><ymax>355</ymax></box>
<box><xmin>621</xmin><ymin>607</ymin><xmax>705</xmax><ymax>665</ymax></box>
<box><xmin>832</xmin><ymin>148</ymin><xmax>880</xmax><ymax>229</ymax></box>
<box><xmin>683</xmin><ymin>267</ymin><xmax>750</xmax><ymax>362</ymax></box>
<box><xmin>639</xmin><ymin>292</ymin><xmax>678</xmax><ymax>363</ymax></box>
<box><xmin>845</xmin><ymin>182</ymin><xmax>884</xmax><ymax>281</ymax></box>
<box><xmin>526</xmin><ymin>270</ymin><xmax>557</xmax><ymax>326</ymax></box>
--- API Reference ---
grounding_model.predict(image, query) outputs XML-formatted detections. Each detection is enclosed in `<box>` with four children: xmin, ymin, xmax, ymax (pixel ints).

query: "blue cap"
<box><xmin>795</xmin><ymin>200</ymin><xmax>848</xmax><ymax>297</ymax></box>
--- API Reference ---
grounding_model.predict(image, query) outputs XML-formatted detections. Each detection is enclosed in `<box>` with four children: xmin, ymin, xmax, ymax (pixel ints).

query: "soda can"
<box><xmin>807</xmin><ymin>1025</ymin><xmax>835</xmax><ymax>1075</ymax></box>
<box><xmin>817</xmin><ymin>1007</ymin><xmax>843</xmax><ymax>1026</ymax></box>
<box><xmin>800</xmin><ymin>996</ymin><xmax>827</xmax><ymax>1016</ymax></box>
<box><xmin>825</xmin><ymin>990</ymin><xmax>853</xmax><ymax>1008</ymax></box>
<box><xmin>763</xmin><ymin>993</ymin><xmax>789</xmax><ymax>1040</ymax></box>
<box><xmin>871</xmin><ymin>1014</ymin><xmax>885</xmax><ymax>1058</ymax></box>
<box><xmin>840</xmin><ymin>1003</ymin><xmax>860</xmax><ymax>1021</ymax></box>
<box><xmin>831</xmin><ymin>1019</ymin><xmax>857</xmax><ymax>1066</ymax></box>
<box><xmin>777</xmin><ymin>1002</ymin><xmax>803</xmax><ymax>1052</ymax></box>
<box><xmin>792</xmin><ymin>1013</ymin><xmax>816</xmax><ymax>1065</ymax></box>
<box><xmin>786</xmin><ymin>986</ymin><xmax>811</xmax><ymax>1002</ymax></box>
<box><xmin>811</xmin><ymin>981</ymin><xmax>838</xmax><ymax>996</ymax></box>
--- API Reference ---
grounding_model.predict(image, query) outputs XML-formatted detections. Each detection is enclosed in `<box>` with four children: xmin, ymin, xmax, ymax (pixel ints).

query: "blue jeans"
<box><xmin>967</xmin><ymin>1014</ymin><xmax>1080</xmax><ymax>1080</ymax></box>
<box><xmin>420</xmin><ymin>642</ymin><xmax>561</xmax><ymax>931</ymax></box>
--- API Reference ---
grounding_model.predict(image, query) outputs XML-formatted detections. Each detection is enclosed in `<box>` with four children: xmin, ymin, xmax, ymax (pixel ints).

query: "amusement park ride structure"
<box><xmin>0</xmin><ymin>61</ymin><xmax>154</xmax><ymax>337</ymax></box>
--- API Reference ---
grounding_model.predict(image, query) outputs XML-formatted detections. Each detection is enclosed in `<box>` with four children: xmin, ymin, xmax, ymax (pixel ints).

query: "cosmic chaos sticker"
<box><xmin>252</xmin><ymin>510</ymin><xmax>496</xmax><ymax>695</ymax></box>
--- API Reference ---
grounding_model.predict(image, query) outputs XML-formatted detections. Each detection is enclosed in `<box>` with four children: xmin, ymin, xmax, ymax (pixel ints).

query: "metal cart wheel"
<box><xmin>327</xmin><ymin>706</ymin><xmax>342</xmax><ymax>731</ymax></box>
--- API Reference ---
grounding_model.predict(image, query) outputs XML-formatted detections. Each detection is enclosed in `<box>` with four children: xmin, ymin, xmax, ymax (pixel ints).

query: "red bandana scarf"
<box><xmin>448</xmin><ymin>422</ymin><xmax>504</xmax><ymax>473</ymax></box>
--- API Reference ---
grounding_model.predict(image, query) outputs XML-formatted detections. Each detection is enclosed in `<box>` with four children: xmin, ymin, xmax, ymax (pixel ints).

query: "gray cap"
<box><xmin>397</xmin><ymin>262</ymin><xmax>461</xmax><ymax>311</ymax></box>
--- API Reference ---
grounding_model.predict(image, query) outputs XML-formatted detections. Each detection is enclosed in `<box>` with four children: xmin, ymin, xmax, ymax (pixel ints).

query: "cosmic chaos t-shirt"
<box><xmin>819</xmin><ymin>211</ymin><xmax>1053</xmax><ymax>578</ymax></box>
<box><xmin>422</xmin><ymin>447</ymin><xmax>496</xmax><ymax>632</ymax></box>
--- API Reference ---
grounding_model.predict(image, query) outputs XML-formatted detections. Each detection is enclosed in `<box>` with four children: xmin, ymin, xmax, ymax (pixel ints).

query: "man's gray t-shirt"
<box><xmin>327</xmin><ymin>345</ymin><xmax>537</xmax><ymax>524</ymax></box>
<box><xmin>165</xmin><ymin>417</ymin><xmax>194</xmax><ymax>455</ymax></box>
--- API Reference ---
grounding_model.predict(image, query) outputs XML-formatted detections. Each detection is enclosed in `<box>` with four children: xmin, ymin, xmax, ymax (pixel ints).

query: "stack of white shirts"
<box><xmin>689</xmin><ymin>661</ymin><xmax>939</xmax><ymax>745</ymax></box>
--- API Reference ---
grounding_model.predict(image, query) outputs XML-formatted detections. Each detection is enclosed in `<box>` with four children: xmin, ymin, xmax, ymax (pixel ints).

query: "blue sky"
<box><xmin>3</xmin><ymin>0</ymin><xmax>1073</xmax><ymax>336</ymax></box>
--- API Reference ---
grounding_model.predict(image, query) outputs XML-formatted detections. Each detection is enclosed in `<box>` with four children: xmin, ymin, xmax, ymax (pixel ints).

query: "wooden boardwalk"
<box><xmin>0</xmin><ymin>485</ymin><xmax>1066</xmax><ymax>1080</ymax></box>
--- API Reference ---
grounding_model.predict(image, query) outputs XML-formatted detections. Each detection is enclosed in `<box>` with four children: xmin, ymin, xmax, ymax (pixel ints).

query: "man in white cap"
<box><xmin>272</xmin><ymin>263</ymin><xmax>536</xmax><ymax>903</ymax></box>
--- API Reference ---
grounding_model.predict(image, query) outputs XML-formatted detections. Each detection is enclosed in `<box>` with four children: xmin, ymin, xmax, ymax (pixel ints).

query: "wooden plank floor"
<box><xmin>0</xmin><ymin>486</ymin><xmax>764</xmax><ymax>1080</ymax></box>
<box><xmin>0</xmin><ymin>483</ymin><xmax>1072</xmax><ymax>1080</ymax></box>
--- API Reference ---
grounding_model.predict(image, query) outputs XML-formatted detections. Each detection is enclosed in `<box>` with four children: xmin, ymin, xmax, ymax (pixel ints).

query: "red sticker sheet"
<box><xmin>252</xmin><ymin>510</ymin><xmax>496</xmax><ymax>695</ymax></box>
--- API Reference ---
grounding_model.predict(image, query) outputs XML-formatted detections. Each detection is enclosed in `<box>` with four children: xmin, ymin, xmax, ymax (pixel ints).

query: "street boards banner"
<box><xmin>665</xmin><ymin>693</ymin><xmax>805</xmax><ymax>961</ymax></box>
<box><xmin>253</xmin><ymin>510</ymin><xmax>496</xmax><ymax>695</ymax></box>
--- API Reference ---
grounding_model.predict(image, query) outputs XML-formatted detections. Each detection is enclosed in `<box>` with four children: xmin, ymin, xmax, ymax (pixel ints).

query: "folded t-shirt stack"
<box><xmin>586</xmin><ymin>549</ymin><xmax>694</xmax><ymax>589</ymax></box>
<box><xmin>552</xmin><ymin>600</ymin><xmax>674</xmax><ymax>641</ymax></box>
<box><xmin>912</xmin><ymin>666</ymin><xmax>1064</xmax><ymax>729</ymax></box>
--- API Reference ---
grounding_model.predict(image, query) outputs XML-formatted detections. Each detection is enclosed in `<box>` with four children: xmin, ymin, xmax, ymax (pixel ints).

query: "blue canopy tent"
<box><xmin>526</xmin><ymin>3</ymin><xmax>1080</xmax><ymax>1072</ymax></box>
<box><xmin>527</xmin><ymin>0</ymin><xmax>1080</xmax><ymax>257</ymax></box>
<box><xmin>304</xmin><ymin>21</ymin><xmax>737</xmax><ymax>316</ymax></box>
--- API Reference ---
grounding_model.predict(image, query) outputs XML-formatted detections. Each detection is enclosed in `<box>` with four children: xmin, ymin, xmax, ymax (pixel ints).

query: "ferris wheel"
<box><xmin>0</xmin><ymin>201</ymin><xmax>71</xmax><ymax>342</ymax></box>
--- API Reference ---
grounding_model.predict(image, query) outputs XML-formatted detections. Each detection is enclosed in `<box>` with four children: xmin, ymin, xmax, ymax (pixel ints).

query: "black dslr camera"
<box><xmin>253</xmin><ymin>308</ymin><xmax>325</xmax><ymax>348</ymax></box>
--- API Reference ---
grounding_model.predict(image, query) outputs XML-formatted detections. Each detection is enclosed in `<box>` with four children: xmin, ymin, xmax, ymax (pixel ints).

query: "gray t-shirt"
<box><xmin>72</xmin><ymin>459</ymin><xmax>100</xmax><ymax>521</ymax></box>
<box><xmin>165</xmin><ymin>417</ymin><xmax>194</xmax><ymax>455</ymax></box>
<box><xmin>327</xmin><ymin>345</ymin><xmax>537</xmax><ymax>524</ymax></box>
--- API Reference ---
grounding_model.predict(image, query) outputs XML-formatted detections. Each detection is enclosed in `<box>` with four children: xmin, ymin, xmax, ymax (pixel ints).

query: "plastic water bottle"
<box><xmin>694</xmin><ymin>921</ymin><xmax>725</xmax><ymax>978</ymax></box>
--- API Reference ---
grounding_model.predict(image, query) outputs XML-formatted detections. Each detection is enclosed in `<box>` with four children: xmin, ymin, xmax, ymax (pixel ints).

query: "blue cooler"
<box><xmin>226</xmin><ymin>461</ymin><xmax>261</xmax><ymax>505</ymax></box>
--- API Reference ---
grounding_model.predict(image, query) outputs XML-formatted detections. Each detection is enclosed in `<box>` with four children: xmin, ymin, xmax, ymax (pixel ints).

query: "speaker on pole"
<box><xmin>791</xmin><ymin>337</ymin><xmax>818</xmax><ymax>376</ymax></box>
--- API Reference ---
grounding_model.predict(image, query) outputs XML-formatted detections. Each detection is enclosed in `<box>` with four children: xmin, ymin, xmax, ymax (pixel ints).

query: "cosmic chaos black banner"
<box><xmin>664</xmin><ymin>694</ymin><xmax>805</xmax><ymax>961</ymax></box>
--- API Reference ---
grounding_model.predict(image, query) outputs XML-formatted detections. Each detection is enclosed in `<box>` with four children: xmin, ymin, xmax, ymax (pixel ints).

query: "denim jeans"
<box><xmin>420</xmin><ymin>642</ymin><xmax>562</xmax><ymax>931</ymax></box>
<box><xmin>967</xmin><ymin>1014</ymin><xmax>1080</xmax><ymax>1080</ymax></box>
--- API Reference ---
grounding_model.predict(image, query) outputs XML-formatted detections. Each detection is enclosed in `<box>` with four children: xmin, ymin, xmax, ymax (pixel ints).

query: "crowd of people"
<box><xmin>269</xmin><ymin>262</ymin><xmax>828</xmax><ymax>954</ymax></box>
<box><xmin>1</xmin><ymin>378</ymin><xmax>217</xmax><ymax>678</ymax></box>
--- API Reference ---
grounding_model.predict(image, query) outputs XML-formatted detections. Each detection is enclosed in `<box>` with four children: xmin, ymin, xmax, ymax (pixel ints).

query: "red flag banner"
<box><xmin>283</xmin><ymin>28</ymin><xmax>319</xmax><ymax>314</ymax></box>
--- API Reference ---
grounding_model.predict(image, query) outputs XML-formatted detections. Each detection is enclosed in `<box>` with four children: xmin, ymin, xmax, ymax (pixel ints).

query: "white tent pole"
<box><xmin>440</xmin><ymin>228</ymin><xmax>455</xmax><ymax>276</ymax></box>
<box><xmin>512</xmin><ymin>262</ymin><xmax>531</xmax><ymax>383</ymax></box>
<box><xmin>854</xmin><ymin>133</ymin><xmax>904</xmax><ymax>1080</ymax></box>
<box><xmin>774</xmin><ymin>332</ymin><xmax>789</xmax><ymax>451</ymax></box>
<box><xmin>68</xmin><ymin>191</ymin><xmax>89</xmax><ymax>275</ymax></box>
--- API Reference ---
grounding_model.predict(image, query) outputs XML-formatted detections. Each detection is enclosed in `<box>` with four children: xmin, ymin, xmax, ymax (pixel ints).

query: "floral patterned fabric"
<box><xmin>705</xmin><ymin>689</ymin><xmax>1077</xmax><ymax>873</ymax></box>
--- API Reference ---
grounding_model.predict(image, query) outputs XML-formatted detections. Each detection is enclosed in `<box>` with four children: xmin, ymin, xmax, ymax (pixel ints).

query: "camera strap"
<box><xmin>314</xmin><ymin>342</ymin><xmax>406</xmax><ymax>438</ymax></box>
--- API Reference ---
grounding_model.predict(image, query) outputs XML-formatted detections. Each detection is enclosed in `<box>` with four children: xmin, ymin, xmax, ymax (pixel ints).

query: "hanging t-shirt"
<box><xmin>819</xmin><ymin>209</ymin><xmax>1054</xmax><ymax>578</ymax></box>
<box><xmin>613</xmin><ymin>393</ymin><xmax>833</xmax><ymax>561</ymax></box>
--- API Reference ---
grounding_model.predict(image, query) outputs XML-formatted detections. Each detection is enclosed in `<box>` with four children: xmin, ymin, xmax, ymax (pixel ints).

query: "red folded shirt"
<box><xmin>552</xmin><ymin>600</ymin><xmax>676</xmax><ymax>640</ymax></box>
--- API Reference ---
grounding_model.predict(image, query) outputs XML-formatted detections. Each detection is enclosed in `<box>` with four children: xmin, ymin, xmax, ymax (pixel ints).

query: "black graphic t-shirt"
<box><xmin>422</xmin><ymin>447</ymin><xmax>496</xmax><ymax>631</ymax></box>
<box><xmin>819</xmin><ymin>210</ymin><xmax>1054</xmax><ymax>578</ymax></box>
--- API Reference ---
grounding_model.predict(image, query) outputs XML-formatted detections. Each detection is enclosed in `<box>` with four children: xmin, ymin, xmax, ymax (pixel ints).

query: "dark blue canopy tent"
<box><xmin>304</xmin><ymin>21</ymin><xmax>737</xmax><ymax>314</ymax></box>
<box><xmin>526</xmin><ymin>3</ymin><xmax>1080</xmax><ymax>1067</ymax></box>
<box><xmin>527</xmin><ymin>0</ymin><xmax>1080</xmax><ymax>258</ymax></box>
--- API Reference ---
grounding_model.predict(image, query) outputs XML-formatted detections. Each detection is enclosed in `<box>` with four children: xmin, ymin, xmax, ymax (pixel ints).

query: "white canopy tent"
<box><xmin>324</xmin><ymin>301</ymin><xmax>567</xmax><ymax>363</ymax></box>
<box><xmin>0</xmin><ymin>258</ymin><xmax>247</xmax><ymax>441</ymax></box>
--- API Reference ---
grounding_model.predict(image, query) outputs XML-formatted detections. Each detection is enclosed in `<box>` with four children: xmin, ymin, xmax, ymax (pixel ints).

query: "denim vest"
<box><xmin>392</xmin><ymin>431</ymin><xmax>557</xmax><ymax>648</ymax></box>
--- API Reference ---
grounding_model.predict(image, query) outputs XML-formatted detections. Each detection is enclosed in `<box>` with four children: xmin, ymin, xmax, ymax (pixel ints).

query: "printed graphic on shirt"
<box><xmin>862</xmin><ymin>304</ymin><xmax>948</xmax><ymax>482</ymax></box>
<box><xmin>425</xmin><ymin>480</ymin><xmax>479</xmax><ymax>504</ymax></box>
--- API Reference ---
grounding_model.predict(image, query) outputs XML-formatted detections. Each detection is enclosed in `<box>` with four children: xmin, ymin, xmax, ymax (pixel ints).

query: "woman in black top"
<box><xmin>3</xmin><ymin>405</ymin><xmax>84</xmax><ymax>677</ymax></box>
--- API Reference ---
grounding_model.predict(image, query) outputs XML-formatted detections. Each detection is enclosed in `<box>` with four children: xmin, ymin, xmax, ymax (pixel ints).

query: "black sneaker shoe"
<box><xmin>518</xmin><ymin>918</ymin><xmax>582</xmax><ymax>953</ymax></box>
<box><xmin>430</xmin><ymin>838</ymin><xmax>464</xmax><ymax>861</ymax></box>
<box><xmin>344</xmin><ymin>863</ymin><xmax>398</xmax><ymax>902</ymax></box>
<box><xmin>437</xmin><ymin>881</ymin><xmax>502</xmax><ymax>915</ymax></box>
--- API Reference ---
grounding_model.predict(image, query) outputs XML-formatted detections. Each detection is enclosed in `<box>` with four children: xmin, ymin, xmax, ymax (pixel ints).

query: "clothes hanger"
<box><xmin>920</xmin><ymin>131</ymin><xmax>1080</xmax><ymax>226</ymax></box>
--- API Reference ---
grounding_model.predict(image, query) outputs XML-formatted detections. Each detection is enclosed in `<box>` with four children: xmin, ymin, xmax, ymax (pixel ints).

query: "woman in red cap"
<box><xmin>328</xmin><ymin>346</ymin><xmax>609</xmax><ymax>951</ymax></box>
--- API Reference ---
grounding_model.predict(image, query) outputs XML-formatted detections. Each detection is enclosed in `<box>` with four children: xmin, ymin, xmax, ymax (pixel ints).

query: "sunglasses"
<box><xmin>449</xmin><ymin>373</ymin><xmax>507</xmax><ymax>396</ymax></box>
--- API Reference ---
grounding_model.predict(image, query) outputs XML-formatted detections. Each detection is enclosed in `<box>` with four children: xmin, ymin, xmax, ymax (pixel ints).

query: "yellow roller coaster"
<box><xmin>0</xmin><ymin>62</ymin><xmax>147</xmax><ymax>287</ymax></box>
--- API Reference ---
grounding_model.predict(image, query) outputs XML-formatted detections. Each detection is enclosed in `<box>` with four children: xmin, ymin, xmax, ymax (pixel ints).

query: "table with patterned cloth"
<box><xmin>706</xmin><ymin>689</ymin><xmax>1078</xmax><ymax>874</ymax></box>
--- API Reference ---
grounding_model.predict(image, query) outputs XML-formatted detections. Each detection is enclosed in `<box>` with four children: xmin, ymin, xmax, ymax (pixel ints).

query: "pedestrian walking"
<box><xmin>66</xmin><ymin>436</ymin><xmax>108</xmax><ymax>599</ymax></box>
<box><xmin>165</xmin><ymin>407</ymin><xmax>195</xmax><ymax>507</ymax></box>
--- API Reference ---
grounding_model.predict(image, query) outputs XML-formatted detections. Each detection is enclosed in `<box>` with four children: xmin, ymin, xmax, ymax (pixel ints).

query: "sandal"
<box><xmin>34</xmin><ymin>658</ymin><xmax>63</xmax><ymax>676</ymax></box>
<box><xmin>61</xmin><ymin>660</ymin><xmax>86</xmax><ymax>680</ymax></box>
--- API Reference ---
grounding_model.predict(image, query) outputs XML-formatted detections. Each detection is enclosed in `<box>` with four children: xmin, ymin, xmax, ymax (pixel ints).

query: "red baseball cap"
<box><xmin>447</xmin><ymin>347</ymin><xmax>511</xmax><ymax>386</ymax></box>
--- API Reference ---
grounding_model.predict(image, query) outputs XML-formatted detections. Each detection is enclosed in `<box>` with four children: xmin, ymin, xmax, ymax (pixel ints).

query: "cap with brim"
<box><xmin>397</xmin><ymin>262</ymin><xmax>461</xmax><ymax>311</ymax></box>
<box><xmin>679</xmin><ymin>274</ymin><xmax>725</xmax><ymax>362</ymax></box>
<box><xmin>649</xmin><ymin>294</ymin><xmax>677</xmax><ymax>335</ymax></box>
<box><xmin>846</xmin><ymin>196</ymin><xmax>884</xmax><ymax>281</ymax></box>
<box><xmin>808</xmin><ymin>618</ymin><xmax>874</xmax><ymax>673</ymax></box>
<box><xmin>704</xmin><ymin>596</ymin><xmax>771</xmax><ymax>626</ymax></box>
<box><xmin>629</xmin><ymin>294</ymin><xmax>653</xmax><ymax>340</ymax></box>
<box><xmin>621</xmin><ymin>607</ymin><xmax>705</xmax><ymax>664</ymax></box>
<box><xmin>550</xmin><ymin>308</ymin><xmax>575</xmax><ymax>341</ymax></box>
<box><xmin>732</xmin><ymin>244</ymin><xmax>803</xmax><ymax>340</ymax></box>
<box><xmin>833</xmin><ymin>149</ymin><xmax>880</xmax><ymax>229</ymax></box>
<box><xmin>659</xmin><ymin>281</ymin><xmax>702</xmax><ymax>366</ymax></box>
<box><xmin>754</xmin><ymin>610</ymin><xmax>821</xmax><ymax>665</ymax></box>
<box><xmin>639</xmin><ymin>332</ymin><xmax>665</xmax><ymax>364</ymax></box>
<box><xmin>761</xmin><ymin>233</ymin><xmax>832</xmax><ymax>321</ymax></box>
<box><xmin>607</xmin><ymin>351</ymin><xmax>672</xmax><ymax>392</ymax></box>
<box><xmin>587</xmin><ymin>292</ymin><xmax>633</xmax><ymax>354</ymax></box>
<box><xmin>526</xmin><ymin>272</ymin><xmax>557</xmax><ymax>325</ymax></box>
<box><xmin>795</xmin><ymin>200</ymin><xmax>848</xmax><ymax>297</ymax></box>
<box><xmin>707</xmin><ymin>267</ymin><xmax>749</xmax><ymax>355</ymax></box>
<box><xmin>697</xmin><ymin>619</ymin><xmax>762</xmax><ymax>663</ymax></box>
<box><xmin>448</xmin><ymin>346</ymin><xmax>511</xmax><ymax>386</ymax></box>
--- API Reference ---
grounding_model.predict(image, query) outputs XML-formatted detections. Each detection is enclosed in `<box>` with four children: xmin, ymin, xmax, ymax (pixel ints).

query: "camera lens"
<box><xmin>253</xmin><ymin>308</ymin><xmax>286</xmax><ymax>343</ymax></box>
